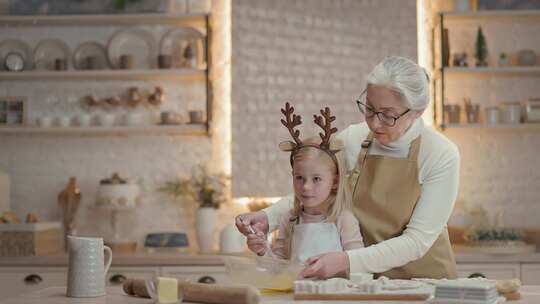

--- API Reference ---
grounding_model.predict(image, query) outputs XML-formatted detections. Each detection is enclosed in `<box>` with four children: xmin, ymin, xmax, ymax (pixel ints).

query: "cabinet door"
<box><xmin>521</xmin><ymin>264</ymin><xmax>540</xmax><ymax>285</ymax></box>
<box><xmin>456</xmin><ymin>263</ymin><xmax>520</xmax><ymax>280</ymax></box>
<box><xmin>161</xmin><ymin>266</ymin><xmax>226</xmax><ymax>284</ymax></box>
<box><xmin>0</xmin><ymin>267</ymin><xmax>66</xmax><ymax>299</ymax></box>
<box><xmin>107</xmin><ymin>266</ymin><xmax>159</xmax><ymax>287</ymax></box>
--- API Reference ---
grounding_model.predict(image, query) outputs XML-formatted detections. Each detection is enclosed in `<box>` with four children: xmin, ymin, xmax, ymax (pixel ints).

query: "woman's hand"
<box><xmin>234</xmin><ymin>211</ymin><xmax>269</xmax><ymax>236</ymax></box>
<box><xmin>300</xmin><ymin>252</ymin><xmax>350</xmax><ymax>279</ymax></box>
<box><xmin>246</xmin><ymin>231</ymin><xmax>269</xmax><ymax>256</ymax></box>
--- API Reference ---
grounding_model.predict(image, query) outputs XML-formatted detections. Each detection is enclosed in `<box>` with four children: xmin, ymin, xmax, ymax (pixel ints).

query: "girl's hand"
<box><xmin>246</xmin><ymin>231</ymin><xmax>268</xmax><ymax>256</ymax></box>
<box><xmin>234</xmin><ymin>211</ymin><xmax>269</xmax><ymax>236</ymax></box>
<box><xmin>300</xmin><ymin>252</ymin><xmax>350</xmax><ymax>279</ymax></box>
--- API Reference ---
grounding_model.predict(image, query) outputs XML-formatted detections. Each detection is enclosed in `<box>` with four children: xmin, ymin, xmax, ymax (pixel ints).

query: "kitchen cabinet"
<box><xmin>0</xmin><ymin>267</ymin><xmax>66</xmax><ymax>299</ymax></box>
<box><xmin>521</xmin><ymin>264</ymin><xmax>540</xmax><ymax>285</ymax></box>
<box><xmin>0</xmin><ymin>265</ymin><xmax>227</xmax><ymax>299</ymax></box>
<box><xmin>106</xmin><ymin>266</ymin><xmax>159</xmax><ymax>287</ymax></box>
<box><xmin>456</xmin><ymin>263</ymin><xmax>521</xmax><ymax>279</ymax></box>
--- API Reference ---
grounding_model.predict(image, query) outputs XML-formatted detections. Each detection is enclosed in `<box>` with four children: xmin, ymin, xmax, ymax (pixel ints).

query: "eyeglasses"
<box><xmin>356</xmin><ymin>95</ymin><xmax>411</xmax><ymax>127</ymax></box>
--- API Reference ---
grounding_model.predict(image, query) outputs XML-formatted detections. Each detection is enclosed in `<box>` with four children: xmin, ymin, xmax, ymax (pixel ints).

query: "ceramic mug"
<box><xmin>119</xmin><ymin>54</ymin><xmax>134</xmax><ymax>69</ymax></box>
<box><xmin>57</xmin><ymin>116</ymin><xmax>72</xmax><ymax>128</ymax></box>
<box><xmin>85</xmin><ymin>56</ymin><xmax>101</xmax><ymax>70</ymax></box>
<box><xmin>484</xmin><ymin>107</ymin><xmax>500</xmax><ymax>124</ymax></box>
<box><xmin>98</xmin><ymin>113</ymin><xmax>115</xmax><ymax>127</ymax></box>
<box><xmin>66</xmin><ymin>236</ymin><xmax>112</xmax><ymax>297</ymax></box>
<box><xmin>55</xmin><ymin>58</ymin><xmax>67</xmax><ymax>71</ymax></box>
<box><xmin>502</xmin><ymin>102</ymin><xmax>522</xmax><ymax>124</ymax></box>
<box><xmin>77</xmin><ymin>114</ymin><xmax>92</xmax><ymax>127</ymax></box>
<box><xmin>37</xmin><ymin>116</ymin><xmax>53</xmax><ymax>128</ymax></box>
<box><xmin>444</xmin><ymin>105</ymin><xmax>461</xmax><ymax>124</ymax></box>
<box><xmin>189</xmin><ymin>110</ymin><xmax>204</xmax><ymax>124</ymax></box>
<box><xmin>465</xmin><ymin>104</ymin><xmax>480</xmax><ymax>123</ymax></box>
<box><xmin>125</xmin><ymin>112</ymin><xmax>143</xmax><ymax>126</ymax></box>
<box><xmin>158</xmin><ymin>54</ymin><xmax>172</xmax><ymax>69</ymax></box>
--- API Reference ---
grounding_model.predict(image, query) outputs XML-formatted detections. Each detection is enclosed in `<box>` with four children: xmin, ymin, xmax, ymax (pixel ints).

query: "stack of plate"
<box><xmin>433</xmin><ymin>281</ymin><xmax>500</xmax><ymax>304</ymax></box>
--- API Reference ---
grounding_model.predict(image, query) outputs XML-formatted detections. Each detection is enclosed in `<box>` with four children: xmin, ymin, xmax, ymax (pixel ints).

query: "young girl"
<box><xmin>243</xmin><ymin>103</ymin><xmax>364</xmax><ymax>263</ymax></box>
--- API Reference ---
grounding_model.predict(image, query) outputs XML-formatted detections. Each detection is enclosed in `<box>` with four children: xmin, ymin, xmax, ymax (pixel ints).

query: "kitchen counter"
<box><xmin>2</xmin><ymin>252</ymin><xmax>540</xmax><ymax>266</ymax></box>
<box><xmin>0</xmin><ymin>253</ymin><xmax>226</xmax><ymax>266</ymax></box>
<box><xmin>3</xmin><ymin>286</ymin><xmax>540</xmax><ymax>304</ymax></box>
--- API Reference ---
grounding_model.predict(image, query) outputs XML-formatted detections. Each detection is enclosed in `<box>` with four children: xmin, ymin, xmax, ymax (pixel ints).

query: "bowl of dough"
<box><xmin>225</xmin><ymin>255</ymin><xmax>304</xmax><ymax>291</ymax></box>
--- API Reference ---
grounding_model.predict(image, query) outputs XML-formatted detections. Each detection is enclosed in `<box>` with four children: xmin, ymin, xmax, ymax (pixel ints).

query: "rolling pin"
<box><xmin>123</xmin><ymin>278</ymin><xmax>260</xmax><ymax>304</ymax></box>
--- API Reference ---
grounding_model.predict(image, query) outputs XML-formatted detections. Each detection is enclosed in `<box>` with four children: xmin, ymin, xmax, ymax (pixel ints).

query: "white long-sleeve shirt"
<box><xmin>264</xmin><ymin>118</ymin><xmax>460</xmax><ymax>274</ymax></box>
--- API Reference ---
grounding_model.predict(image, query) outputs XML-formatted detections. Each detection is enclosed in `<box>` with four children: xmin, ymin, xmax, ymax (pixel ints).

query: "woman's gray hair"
<box><xmin>366</xmin><ymin>56</ymin><xmax>430</xmax><ymax>110</ymax></box>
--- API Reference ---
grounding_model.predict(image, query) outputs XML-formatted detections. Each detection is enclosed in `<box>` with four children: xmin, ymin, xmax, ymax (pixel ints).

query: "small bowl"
<box><xmin>125</xmin><ymin>113</ymin><xmax>143</xmax><ymax>126</ymax></box>
<box><xmin>36</xmin><ymin>116</ymin><xmax>53</xmax><ymax>128</ymax></box>
<box><xmin>57</xmin><ymin>116</ymin><xmax>72</xmax><ymax>128</ymax></box>
<box><xmin>76</xmin><ymin>114</ymin><xmax>92</xmax><ymax>127</ymax></box>
<box><xmin>98</xmin><ymin>114</ymin><xmax>116</xmax><ymax>127</ymax></box>
<box><xmin>225</xmin><ymin>256</ymin><xmax>303</xmax><ymax>291</ymax></box>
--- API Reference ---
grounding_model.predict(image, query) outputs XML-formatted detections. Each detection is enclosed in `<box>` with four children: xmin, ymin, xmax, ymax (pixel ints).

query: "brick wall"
<box><xmin>231</xmin><ymin>0</ymin><xmax>418</xmax><ymax>196</ymax></box>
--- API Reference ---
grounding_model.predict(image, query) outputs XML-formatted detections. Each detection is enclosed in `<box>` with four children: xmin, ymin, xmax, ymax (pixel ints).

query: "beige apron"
<box><xmin>349</xmin><ymin>132</ymin><xmax>457</xmax><ymax>279</ymax></box>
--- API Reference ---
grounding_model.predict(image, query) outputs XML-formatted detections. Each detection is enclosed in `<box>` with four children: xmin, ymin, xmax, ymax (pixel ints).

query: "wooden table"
<box><xmin>2</xmin><ymin>286</ymin><xmax>540</xmax><ymax>304</ymax></box>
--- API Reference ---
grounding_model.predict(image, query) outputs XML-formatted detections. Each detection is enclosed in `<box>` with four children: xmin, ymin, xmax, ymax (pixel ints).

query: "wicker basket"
<box><xmin>0</xmin><ymin>222</ymin><xmax>64</xmax><ymax>256</ymax></box>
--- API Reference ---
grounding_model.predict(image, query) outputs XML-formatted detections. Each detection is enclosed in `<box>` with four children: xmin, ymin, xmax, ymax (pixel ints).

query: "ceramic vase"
<box><xmin>196</xmin><ymin>207</ymin><xmax>217</xmax><ymax>253</ymax></box>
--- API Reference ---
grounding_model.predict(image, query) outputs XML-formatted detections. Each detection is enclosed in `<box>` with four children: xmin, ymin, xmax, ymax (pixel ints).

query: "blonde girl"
<box><xmin>242</xmin><ymin>104</ymin><xmax>364</xmax><ymax>264</ymax></box>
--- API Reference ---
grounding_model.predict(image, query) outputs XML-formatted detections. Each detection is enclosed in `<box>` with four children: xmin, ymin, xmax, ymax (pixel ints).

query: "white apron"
<box><xmin>290</xmin><ymin>222</ymin><xmax>343</xmax><ymax>263</ymax></box>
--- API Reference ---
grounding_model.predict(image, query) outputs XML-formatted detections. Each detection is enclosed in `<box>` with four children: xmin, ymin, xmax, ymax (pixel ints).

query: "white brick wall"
<box><xmin>446</xmin><ymin>128</ymin><xmax>540</xmax><ymax>228</ymax></box>
<box><xmin>231</xmin><ymin>0</ymin><xmax>418</xmax><ymax>196</ymax></box>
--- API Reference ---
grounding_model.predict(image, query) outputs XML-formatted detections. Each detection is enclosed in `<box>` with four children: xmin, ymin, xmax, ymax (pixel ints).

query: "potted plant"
<box><xmin>475</xmin><ymin>26</ymin><xmax>488</xmax><ymax>67</ymax></box>
<box><xmin>159</xmin><ymin>165</ymin><xmax>230</xmax><ymax>252</ymax></box>
<box><xmin>498</xmin><ymin>52</ymin><xmax>509</xmax><ymax>67</ymax></box>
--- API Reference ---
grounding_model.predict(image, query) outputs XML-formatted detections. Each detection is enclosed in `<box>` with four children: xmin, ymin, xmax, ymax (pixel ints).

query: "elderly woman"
<box><xmin>236</xmin><ymin>56</ymin><xmax>460</xmax><ymax>280</ymax></box>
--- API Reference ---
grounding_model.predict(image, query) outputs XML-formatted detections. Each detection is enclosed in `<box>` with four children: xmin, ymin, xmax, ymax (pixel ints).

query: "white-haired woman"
<box><xmin>236</xmin><ymin>56</ymin><xmax>460</xmax><ymax>280</ymax></box>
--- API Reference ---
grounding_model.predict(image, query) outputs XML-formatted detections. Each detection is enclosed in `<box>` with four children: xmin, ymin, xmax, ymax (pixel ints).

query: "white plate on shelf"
<box><xmin>0</xmin><ymin>39</ymin><xmax>33</xmax><ymax>71</ymax></box>
<box><xmin>72</xmin><ymin>41</ymin><xmax>109</xmax><ymax>70</ymax></box>
<box><xmin>33</xmin><ymin>39</ymin><xmax>71</xmax><ymax>71</ymax></box>
<box><xmin>107</xmin><ymin>27</ymin><xmax>157</xmax><ymax>69</ymax></box>
<box><xmin>159</xmin><ymin>27</ymin><xmax>206</xmax><ymax>69</ymax></box>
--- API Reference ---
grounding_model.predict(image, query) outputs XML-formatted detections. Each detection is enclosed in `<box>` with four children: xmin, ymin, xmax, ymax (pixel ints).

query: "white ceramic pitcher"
<box><xmin>66</xmin><ymin>236</ymin><xmax>112</xmax><ymax>297</ymax></box>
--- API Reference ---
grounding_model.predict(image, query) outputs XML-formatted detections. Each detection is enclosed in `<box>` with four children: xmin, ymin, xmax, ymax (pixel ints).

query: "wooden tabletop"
<box><xmin>3</xmin><ymin>286</ymin><xmax>540</xmax><ymax>304</ymax></box>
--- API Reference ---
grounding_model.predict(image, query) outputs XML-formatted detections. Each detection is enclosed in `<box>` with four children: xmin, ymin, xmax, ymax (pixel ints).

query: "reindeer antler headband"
<box><xmin>279</xmin><ymin>102</ymin><xmax>343</xmax><ymax>166</ymax></box>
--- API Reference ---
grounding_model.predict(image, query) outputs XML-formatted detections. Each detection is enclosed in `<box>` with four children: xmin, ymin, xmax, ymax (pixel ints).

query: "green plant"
<box><xmin>464</xmin><ymin>228</ymin><xmax>524</xmax><ymax>242</ymax></box>
<box><xmin>159</xmin><ymin>165</ymin><xmax>230</xmax><ymax>209</ymax></box>
<box><xmin>475</xmin><ymin>26</ymin><xmax>488</xmax><ymax>66</ymax></box>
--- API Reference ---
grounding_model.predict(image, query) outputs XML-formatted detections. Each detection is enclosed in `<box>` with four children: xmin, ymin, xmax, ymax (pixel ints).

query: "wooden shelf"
<box><xmin>0</xmin><ymin>69</ymin><xmax>206</xmax><ymax>81</ymax></box>
<box><xmin>442</xmin><ymin>10</ymin><xmax>540</xmax><ymax>21</ymax></box>
<box><xmin>0</xmin><ymin>124</ymin><xmax>207</xmax><ymax>136</ymax></box>
<box><xmin>440</xmin><ymin>66</ymin><xmax>540</xmax><ymax>77</ymax></box>
<box><xmin>0</xmin><ymin>13</ymin><xmax>208</xmax><ymax>27</ymax></box>
<box><xmin>443</xmin><ymin>123</ymin><xmax>540</xmax><ymax>130</ymax></box>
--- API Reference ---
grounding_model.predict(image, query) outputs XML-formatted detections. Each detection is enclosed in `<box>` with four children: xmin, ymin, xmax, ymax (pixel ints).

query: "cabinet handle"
<box><xmin>468</xmin><ymin>272</ymin><xmax>486</xmax><ymax>278</ymax></box>
<box><xmin>109</xmin><ymin>274</ymin><xmax>127</xmax><ymax>285</ymax></box>
<box><xmin>24</xmin><ymin>274</ymin><xmax>43</xmax><ymax>285</ymax></box>
<box><xmin>198</xmin><ymin>276</ymin><xmax>216</xmax><ymax>284</ymax></box>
